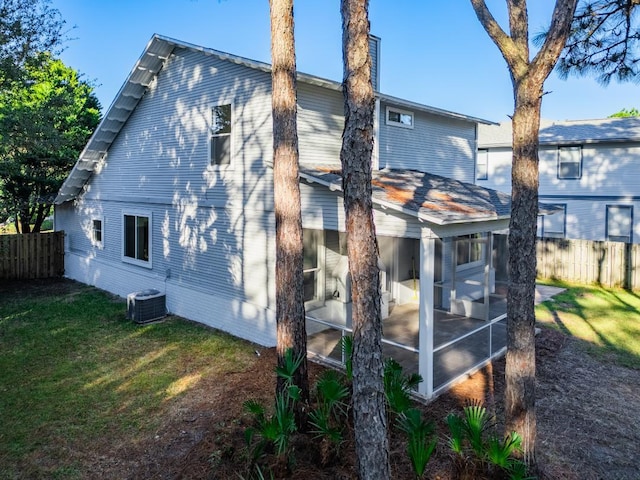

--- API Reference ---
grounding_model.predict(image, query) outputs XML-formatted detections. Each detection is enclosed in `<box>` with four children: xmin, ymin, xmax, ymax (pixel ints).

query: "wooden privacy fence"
<box><xmin>0</xmin><ymin>231</ymin><xmax>65</xmax><ymax>280</ymax></box>
<box><xmin>537</xmin><ymin>238</ymin><xmax>639</xmax><ymax>289</ymax></box>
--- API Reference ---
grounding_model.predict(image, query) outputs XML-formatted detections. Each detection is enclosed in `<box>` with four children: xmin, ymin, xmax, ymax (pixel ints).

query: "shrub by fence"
<box><xmin>537</xmin><ymin>237</ymin><xmax>639</xmax><ymax>289</ymax></box>
<box><xmin>0</xmin><ymin>231</ymin><xmax>65</xmax><ymax>280</ymax></box>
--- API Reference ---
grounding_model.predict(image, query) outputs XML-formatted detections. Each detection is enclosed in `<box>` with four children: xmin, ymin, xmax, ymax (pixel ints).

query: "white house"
<box><xmin>55</xmin><ymin>34</ymin><xmax>513</xmax><ymax>398</ymax></box>
<box><xmin>477</xmin><ymin>117</ymin><xmax>640</xmax><ymax>243</ymax></box>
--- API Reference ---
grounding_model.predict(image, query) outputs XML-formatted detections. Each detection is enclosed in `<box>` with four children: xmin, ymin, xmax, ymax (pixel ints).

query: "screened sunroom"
<box><xmin>299</xmin><ymin>166</ymin><xmax>512</xmax><ymax>399</ymax></box>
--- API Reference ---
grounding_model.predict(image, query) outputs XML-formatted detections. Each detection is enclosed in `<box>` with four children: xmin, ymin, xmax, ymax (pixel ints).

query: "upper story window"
<box><xmin>210</xmin><ymin>104</ymin><xmax>232</xmax><ymax>167</ymax></box>
<box><xmin>385</xmin><ymin>106</ymin><xmax>414</xmax><ymax>129</ymax></box>
<box><xmin>123</xmin><ymin>211</ymin><xmax>152</xmax><ymax>268</ymax></box>
<box><xmin>606</xmin><ymin>205</ymin><xmax>633</xmax><ymax>243</ymax></box>
<box><xmin>542</xmin><ymin>204</ymin><xmax>566</xmax><ymax>238</ymax></box>
<box><xmin>476</xmin><ymin>149</ymin><xmax>488</xmax><ymax>180</ymax></box>
<box><xmin>91</xmin><ymin>217</ymin><xmax>104</xmax><ymax>248</ymax></box>
<box><xmin>557</xmin><ymin>146</ymin><xmax>582</xmax><ymax>179</ymax></box>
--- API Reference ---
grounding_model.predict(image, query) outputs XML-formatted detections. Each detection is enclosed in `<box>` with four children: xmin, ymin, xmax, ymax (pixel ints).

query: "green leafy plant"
<box><xmin>383</xmin><ymin>358</ymin><xmax>422</xmax><ymax>415</ymax></box>
<box><xmin>243</xmin><ymin>348</ymin><xmax>304</xmax><ymax>468</ymax></box>
<box><xmin>397</xmin><ymin>408</ymin><xmax>437</xmax><ymax>478</ymax></box>
<box><xmin>486</xmin><ymin>432</ymin><xmax>522</xmax><ymax>469</ymax></box>
<box><xmin>446</xmin><ymin>401</ymin><xmax>531</xmax><ymax>480</ymax></box>
<box><xmin>308</xmin><ymin>368</ymin><xmax>350</xmax><ymax>465</ymax></box>
<box><xmin>339</xmin><ymin>334</ymin><xmax>353</xmax><ymax>380</ymax></box>
<box><xmin>309</xmin><ymin>370</ymin><xmax>349</xmax><ymax>443</ymax></box>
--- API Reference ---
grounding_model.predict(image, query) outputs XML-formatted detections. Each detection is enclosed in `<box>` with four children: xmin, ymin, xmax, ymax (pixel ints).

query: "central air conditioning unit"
<box><xmin>126</xmin><ymin>289</ymin><xmax>166</xmax><ymax>324</ymax></box>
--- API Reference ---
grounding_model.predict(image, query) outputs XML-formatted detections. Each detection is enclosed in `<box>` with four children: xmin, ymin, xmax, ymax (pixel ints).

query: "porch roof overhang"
<box><xmin>300</xmin><ymin>165</ymin><xmax>512</xmax><ymax>227</ymax></box>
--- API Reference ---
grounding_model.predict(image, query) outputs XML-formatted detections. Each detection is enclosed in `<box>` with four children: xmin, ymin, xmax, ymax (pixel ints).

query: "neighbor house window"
<box><xmin>210</xmin><ymin>104</ymin><xmax>232</xmax><ymax>166</ymax></box>
<box><xmin>386</xmin><ymin>106</ymin><xmax>414</xmax><ymax>128</ymax></box>
<box><xmin>123</xmin><ymin>212</ymin><xmax>152</xmax><ymax>267</ymax></box>
<box><xmin>542</xmin><ymin>204</ymin><xmax>566</xmax><ymax>238</ymax></box>
<box><xmin>456</xmin><ymin>233</ymin><xmax>484</xmax><ymax>268</ymax></box>
<box><xmin>91</xmin><ymin>217</ymin><xmax>103</xmax><ymax>247</ymax></box>
<box><xmin>558</xmin><ymin>146</ymin><xmax>582</xmax><ymax>179</ymax></box>
<box><xmin>606</xmin><ymin>205</ymin><xmax>633</xmax><ymax>243</ymax></box>
<box><xmin>476</xmin><ymin>149</ymin><xmax>488</xmax><ymax>180</ymax></box>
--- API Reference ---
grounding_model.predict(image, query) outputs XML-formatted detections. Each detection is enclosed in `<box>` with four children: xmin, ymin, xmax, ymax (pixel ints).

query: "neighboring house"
<box><xmin>55</xmin><ymin>34</ymin><xmax>512</xmax><ymax>398</ymax></box>
<box><xmin>477</xmin><ymin>117</ymin><xmax>640</xmax><ymax>243</ymax></box>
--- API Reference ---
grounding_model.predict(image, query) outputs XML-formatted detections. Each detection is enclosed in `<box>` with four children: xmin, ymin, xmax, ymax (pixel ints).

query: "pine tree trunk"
<box><xmin>505</xmin><ymin>76</ymin><xmax>542</xmax><ymax>471</ymax></box>
<box><xmin>269</xmin><ymin>0</ymin><xmax>309</xmax><ymax>408</ymax></box>
<box><xmin>469</xmin><ymin>2</ymin><xmax>578</xmax><ymax>473</ymax></box>
<box><xmin>340</xmin><ymin>1</ymin><xmax>390</xmax><ymax>478</ymax></box>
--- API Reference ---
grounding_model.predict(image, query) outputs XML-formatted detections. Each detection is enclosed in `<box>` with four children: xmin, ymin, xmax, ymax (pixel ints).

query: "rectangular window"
<box><xmin>302</xmin><ymin>229</ymin><xmax>325</xmax><ymax>304</ymax></box>
<box><xmin>456</xmin><ymin>233</ymin><xmax>484</xmax><ymax>267</ymax></box>
<box><xmin>606</xmin><ymin>205</ymin><xmax>633</xmax><ymax>243</ymax></box>
<box><xmin>558</xmin><ymin>146</ymin><xmax>582</xmax><ymax>179</ymax></box>
<box><xmin>386</xmin><ymin>106</ymin><xmax>414</xmax><ymax>129</ymax></box>
<box><xmin>476</xmin><ymin>149</ymin><xmax>488</xmax><ymax>180</ymax></box>
<box><xmin>92</xmin><ymin>217</ymin><xmax>103</xmax><ymax>247</ymax></box>
<box><xmin>123</xmin><ymin>212</ymin><xmax>151</xmax><ymax>266</ymax></box>
<box><xmin>542</xmin><ymin>204</ymin><xmax>566</xmax><ymax>238</ymax></box>
<box><xmin>210</xmin><ymin>104</ymin><xmax>232</xmax><ymax>166</ymax></box>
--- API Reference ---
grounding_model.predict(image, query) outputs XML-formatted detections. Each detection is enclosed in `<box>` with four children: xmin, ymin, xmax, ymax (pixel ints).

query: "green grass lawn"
<box><xmin>1</xmin><ymin>280</ymin><xmax>638</xmax><ymax>478</ymax></box>
<box><xmin>0</xmin><ymin>281</ymin><xmax>257</xmax><ymax>479</ymax></box>
<box><xmin>536</xmin><ymin>283</ymin><xmax>640</xmax><ymax>369</ymax></box>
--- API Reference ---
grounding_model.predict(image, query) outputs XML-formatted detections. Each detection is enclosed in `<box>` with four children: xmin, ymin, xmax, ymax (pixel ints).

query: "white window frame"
<box><xmin>303</xmin><ymin>229</ymin><xmax>325</xmax><ymax>308</ymax></box>
<box><xmin>476</xmin><ymin>149</ymin><xmax>488</xmax><ymax>180</ymax></box>
<box><xmin>606</xmin><ymin>205</ymin><xmax>633</xmax><ymax>243</ymax></box>
<box><xmin>455</xmin><ymin>233</ymin><xmax>485</xmax><ymax>272</ymax></box>
<box><xmin>122</xmin><ymin>210</ymin><xmax>153</xmax><ymax>268</ymax></box>
<box><xmin>385</xmin><ymin>106</ymin><xmax>414</xmax><ymax>129</ymax></box>
<box><xmin>557</xmin><ymin>146</ymin><xmax>582</xmax><ymax>179</ymax></box>
<box><xmin>91</xmin><ymin>216</ymin><xmax>104</xmax><ymax>248</ymax></box>
<box><xmin>209</xmin><ymin>102</ymin><xmax>233</xmax><ymax>169</ymax></box>
<box><xmin>542</xmin><ymin>204</ymin><xmax>566</xmax><ymax>238</ymax></box>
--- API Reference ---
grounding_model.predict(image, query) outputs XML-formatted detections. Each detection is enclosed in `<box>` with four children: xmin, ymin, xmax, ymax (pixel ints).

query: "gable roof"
<box><xmin>299</xmin><ymin>165</ymin><xmax>511</xmax><ymax>226</ymax></box>
<box><xmin>56</xmin><ymin>34</ymin><xmax>493</xmax><ymax>204</ymax></box>
<box><xmin>478</xmin><ymin>117</ymin><xmax>640</xmax><ymax>148</ymax></box>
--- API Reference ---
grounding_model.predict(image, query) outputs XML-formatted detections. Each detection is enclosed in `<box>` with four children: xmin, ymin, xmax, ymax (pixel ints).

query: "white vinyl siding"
<box><xmin>379</xmin><ymin>103</ymin><xmax>476</xmax><ymax>181</ymax></box>
<box><xmin>297</xmin><ymin>82</ymin><xmax>343</xmax><ymax>165</ymax></box>
<box><xmin>57</xmin><ymin>47</ymin><xmax>277</xmax><ymax>317</ymax></box>
<box><xmin>83</xmin><ymin>48</ymin><xmax>273</xmax><ymax>208</ymax></box>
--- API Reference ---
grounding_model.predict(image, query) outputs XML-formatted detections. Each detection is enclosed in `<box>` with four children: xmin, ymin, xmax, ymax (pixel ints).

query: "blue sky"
<box><xmin>51</xmin><ymin>0</ymin><xmax>639</xmax><ymax>122</ymax></box>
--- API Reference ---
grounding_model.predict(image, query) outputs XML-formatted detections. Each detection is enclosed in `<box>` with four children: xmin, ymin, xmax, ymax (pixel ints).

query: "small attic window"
<box><xmin>386</xmin><ymin>106</ymin><xmax>414</xmax><ymax>129</ymax></box>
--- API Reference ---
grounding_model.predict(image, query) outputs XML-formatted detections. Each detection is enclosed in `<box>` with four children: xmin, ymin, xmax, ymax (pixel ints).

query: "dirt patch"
<box><xmin>4</xmin><ymin>279</ymin><xmax>640</xmax><ymax>479</ymax></box>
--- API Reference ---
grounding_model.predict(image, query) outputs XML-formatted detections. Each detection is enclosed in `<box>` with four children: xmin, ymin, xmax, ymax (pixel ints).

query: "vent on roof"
<box><xmin>127</xmin><ymin>289</ymin><xmax>166</xmax><ymax>324</ymax></box>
